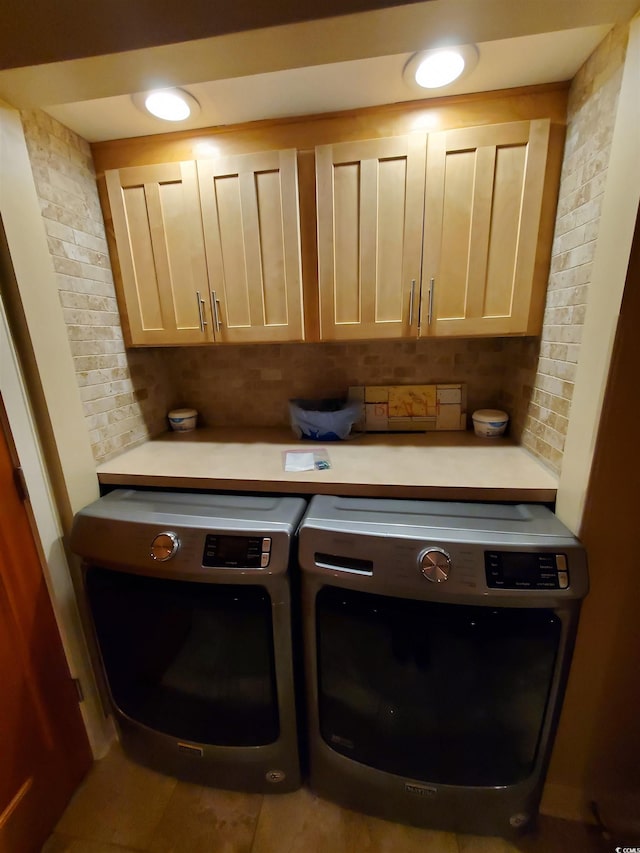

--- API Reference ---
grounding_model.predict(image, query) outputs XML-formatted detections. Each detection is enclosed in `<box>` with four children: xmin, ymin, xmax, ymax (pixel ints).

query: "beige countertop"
<box><xmin>96</xmin><ymin>427</ymin><xmax>558</xmax><ymax>503</ymax></box>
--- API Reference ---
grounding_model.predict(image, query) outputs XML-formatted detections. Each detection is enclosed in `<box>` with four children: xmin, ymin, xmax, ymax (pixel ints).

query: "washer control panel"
<box><xmin>485</xmin><ymin>551</ymin><xmax>569</xmax><ymax>590</ymax></box>
<box><xmin>202</xmin><ymin>534</ymin><xmax>272</xmax><ymax>569</ymax></box>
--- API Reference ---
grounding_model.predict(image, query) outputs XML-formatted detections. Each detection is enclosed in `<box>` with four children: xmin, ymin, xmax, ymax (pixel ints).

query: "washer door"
<box><xmin>86</xmin><ymin>566</ymin><xmax>279</xmax><ymax>746</ymax></box>
<box><xmin>316</xmin><ymin>585</ymin><xmax>561</xmax><ymax>786</ymax></box>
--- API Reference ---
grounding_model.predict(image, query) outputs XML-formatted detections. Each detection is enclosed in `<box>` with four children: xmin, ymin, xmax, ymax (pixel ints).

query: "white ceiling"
<box><xmin>45</xmin><ymin>26</ymin><xmax>610</xmax><ymax>143</ymax></box>
<box><xmin>0</xmin><ymin>0</ymin><xmax>637</xmax><ymax>144</ymax></box>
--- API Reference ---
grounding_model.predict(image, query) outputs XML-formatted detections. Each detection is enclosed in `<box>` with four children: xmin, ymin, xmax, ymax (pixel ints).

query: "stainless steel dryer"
<box><xmin>71</xmin><ymin>489</ymin><xmax>306</xmax><ymax>793</ymax></box>
<box><xmin>298</xmin><ymin>495</ymin><xmax>588</xmax><ymax>837</ymax></box>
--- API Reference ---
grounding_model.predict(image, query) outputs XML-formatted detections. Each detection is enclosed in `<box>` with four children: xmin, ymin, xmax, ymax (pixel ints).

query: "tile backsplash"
<box><xmin>162</xmin><ymin>337</ymin><xmax>536</xmax><ymax>433</ymax></box>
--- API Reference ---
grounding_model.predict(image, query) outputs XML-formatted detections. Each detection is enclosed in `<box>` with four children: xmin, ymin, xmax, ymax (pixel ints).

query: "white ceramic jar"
<box><xmin>472</xmin><ymin>409</ymin><xmax>509</xmax><ymax>437</ymax></box>
<box><xmin>168</xmin><ymin>408</ymin><xmax>198</xmax><ymax>432</ymax></box>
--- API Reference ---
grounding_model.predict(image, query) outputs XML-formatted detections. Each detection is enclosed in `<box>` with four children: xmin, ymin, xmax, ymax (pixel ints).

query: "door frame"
<box><xmin>0</xmin><ymin>283</ymin><xmax>114</xmax><ymax>758</ymax></box>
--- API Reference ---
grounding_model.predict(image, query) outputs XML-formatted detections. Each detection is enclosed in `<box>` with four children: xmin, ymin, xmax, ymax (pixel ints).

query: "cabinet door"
<box><xmin>421</xmin><ymin>119</ymin><xmax>551</xmax><ymax>337</ymax></box>
<box><xmin>106</xmin><ymin>162</ymin><xmax>213</xmax><ymax>345</ymax></box>
<box><xmin>316</xmin><ymin>134</ymin><xmax>426</xmax><ymax>341</ymax></box>
<box><xmin>197</xmin><ymin>149</ymin><xmax>304</xmax><ymax>344</ymax></box>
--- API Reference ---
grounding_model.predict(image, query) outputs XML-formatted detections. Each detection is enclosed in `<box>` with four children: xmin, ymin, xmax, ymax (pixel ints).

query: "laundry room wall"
<box><xmin>19</xmin><ymin>109</ymin><xmax>171</xmax><ymax>462</ymax></box>
<box><xmin>517</xmin><ymin>23</ymin><xmax>629</xmax><ymax>473</ymax></box>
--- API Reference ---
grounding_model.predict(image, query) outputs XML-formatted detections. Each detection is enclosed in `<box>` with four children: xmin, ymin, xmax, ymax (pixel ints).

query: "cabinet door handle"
<box><xmin>409</xmin><ymin>279</ymin><xmax>416</xmax><ymax>326</ymax></box>
<box><xmin>196</xmin><ymin>291</ymin><xmax>207</xmax><ymax>332</ymax></box>
<box><xmin>428</xmin><ymin>277</ymin><xmax>435</xmax><ymax>326</ymax></box>
<box><xmin>210</xmin><ymin>291</ymin><xmax>222</xmax><ymax>333</ymax></box>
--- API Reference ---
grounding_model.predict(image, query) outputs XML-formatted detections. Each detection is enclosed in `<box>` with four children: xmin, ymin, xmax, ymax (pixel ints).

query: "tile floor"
<box><xmin>43</xmin><ymin>745</ymin><xmax>610</xmax><ymax>853</ymax></box>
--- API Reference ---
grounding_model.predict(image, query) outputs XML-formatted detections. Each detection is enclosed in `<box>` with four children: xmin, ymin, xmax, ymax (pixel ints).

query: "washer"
<box><xmin>298</xmin><ymin>495</ymin><xmax>588</xmax><ymax>836</ymax></box>
<box><xmin>71</xmin><ymin>489</ymin><xmax>306</xmax><ymax>793</ymax></box>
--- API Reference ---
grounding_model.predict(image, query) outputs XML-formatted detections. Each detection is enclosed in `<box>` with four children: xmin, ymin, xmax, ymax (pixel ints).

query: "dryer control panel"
<box><xmin>485</xmin><ymin>551</ymin><xmax>569</xmax><ymax>590</ymax></box>
<box><xmin>202</xmin><ymin>534</ymin><xmax>272</xmax><ymax>568</ymax></box>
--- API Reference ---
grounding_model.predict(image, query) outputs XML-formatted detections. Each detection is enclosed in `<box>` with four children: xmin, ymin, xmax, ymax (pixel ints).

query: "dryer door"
<box><xmin>86</xmin><ymin>566</ymin><xmax>280</xmax><ymax>746</ymax></box>
<box><xmin>316</xmin><ymin>585</ymin><xmax>561</xmax><ymax>786</ymax></box>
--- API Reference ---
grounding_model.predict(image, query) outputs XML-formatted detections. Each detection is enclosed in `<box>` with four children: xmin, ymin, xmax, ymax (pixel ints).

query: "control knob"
<box><xmin>150</xmin><ymin>531</ymin><xmax>180</xmax><ymax>561</ymax></box>
<box><xmin>419</xmin><ymin>547</ymin><xmax>452</xmax><ymax>583</ymax></box>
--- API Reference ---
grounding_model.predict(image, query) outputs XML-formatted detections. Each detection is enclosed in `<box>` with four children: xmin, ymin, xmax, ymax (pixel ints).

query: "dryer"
<box><xmin>298</xmin><ymin>495</ymin><xmax>588</xmax><ymax>836</ymax></box>
<box><xmin>71</xmin><ymin>489</ymin><xmax>306</xmax><ymax>793</ymax></box>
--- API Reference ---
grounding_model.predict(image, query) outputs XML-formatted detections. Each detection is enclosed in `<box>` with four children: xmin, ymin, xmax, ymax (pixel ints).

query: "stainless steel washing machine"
<box><xmin>298</xmin><ymin>495</ymin><xmax>588</xmax><ymax>837</ymax></box>
<box><xmin>71</xmin><ymin>489</ymin><xmax>306</xmax><ymax>793</ymax></box>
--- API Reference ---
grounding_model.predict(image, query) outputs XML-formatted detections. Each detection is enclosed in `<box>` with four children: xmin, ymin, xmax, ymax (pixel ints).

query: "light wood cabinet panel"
<box><xmin>316</xmin><ymin>133</ymin><xmax>427</xmax><ymax>341</ymax></box>
<box><xmin>106</xmin><ymin>161</ymin><xmax>213</xmax><ymax>345</ymax></box>
<box><xmin>103</xmin><ymin>113</ymin><xmax>559</xmax><ymax>347</ymax></box>
<box><xmin>421</xmin><ymin>119</ymin><xmax>552</xmax><ymax>337</ymax></box>
<box><xmin>197</xmin><ymin>149</ymin><xmax>304</xmax><ymax>344</ymax></box>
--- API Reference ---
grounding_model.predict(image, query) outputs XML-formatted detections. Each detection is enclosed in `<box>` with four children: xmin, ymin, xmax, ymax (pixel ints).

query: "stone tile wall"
<box><xmin>163</xmin><ymin>337</ymin><xmax>533</xmax><ymax>430</ymax></box>
<box><xmin>20</xmin><ymin>110</ymin><xmax>170</xmax><ymax>463</ymax></box>
<box><xmin>499</xmin><ymin>336</ymin><xmax>541</xmax><ymax>441</ymax></box>
<box><xmin>519</xmin><ymin>24</ymin><xmax>629</xmax><ymax>473</ymax></box>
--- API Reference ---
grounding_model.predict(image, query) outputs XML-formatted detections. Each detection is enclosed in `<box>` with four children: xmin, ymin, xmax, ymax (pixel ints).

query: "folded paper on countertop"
<box><xmin>283</xmin><ymin>449</ymin><xmax>331</xmax><ymax>472</ymax></box>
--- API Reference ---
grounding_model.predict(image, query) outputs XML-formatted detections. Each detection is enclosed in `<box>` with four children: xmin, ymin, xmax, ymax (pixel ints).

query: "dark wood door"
<box><xmin>0</xmin><ymin>398</ymin><xmax>92</xmax><ymax>853</ymax></box>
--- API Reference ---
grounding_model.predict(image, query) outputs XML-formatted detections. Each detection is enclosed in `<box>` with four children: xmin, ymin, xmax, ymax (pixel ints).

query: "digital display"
<box><xmin>500</xmin><ymin>552</ymin><xmax>544</xmax><ymax>581</ymax></box>
<box><xmin>216</xmin><ymin>535</ymin><xmax>249</xmax><ymax>564</ymax></box>
<box><xmin>202</xmin><ymin>534</ymin><xmax>265</xmax><ymax>568</ymax></box>
<box><xmin>485</xmin><ymin>551</ymin><xmax>564</xmax><ymax>589</ymax></box>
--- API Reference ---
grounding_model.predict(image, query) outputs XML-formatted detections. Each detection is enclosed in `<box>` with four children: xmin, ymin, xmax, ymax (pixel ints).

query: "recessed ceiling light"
<box><xmin>416</xmin><ymin>50</ymin><xmax>465</xmax><ymax>88</ymax></box>
<box><xmin>132</xmin><ymin>88</ymin><xmax>200</xmax><ymax>122</ymax></box>
<box><xmin>404</xmin><ymin>45</ymin><xmax>479</xmax><ymax>91</ymax></box>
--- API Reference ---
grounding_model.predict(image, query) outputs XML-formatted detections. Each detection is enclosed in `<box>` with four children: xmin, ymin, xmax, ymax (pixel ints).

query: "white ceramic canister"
<box><xmin>168</xmin><ymin>408</ymin><xmax>198</xmax><ymax>432</ymax></box>
<box><xmin>472</xmin><ymin>409</ymin><xmax>509</xmax><ymax>437</ymax></box>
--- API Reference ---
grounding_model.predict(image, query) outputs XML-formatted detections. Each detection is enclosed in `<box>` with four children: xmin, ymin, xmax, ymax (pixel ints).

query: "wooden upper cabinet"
<box><xmin>316</xmin><ymin>134</ymin><xmax>427</xmax><ymax>341</ymax></box>
<box><xmin>103</xmin><ymin>115</ymin><xmax>559</xmax><ymax>347</ymax></box>
<box><xmin>105</xmin><ymin>161</ymin><xmax>213</xmax><ymax>345</ymax></box>
<box><xmin>106</xmin><ymin>149</ymin><xmax>304</xmax><ymax>346</ymax></box>
<box><xmin>197</xmin><ymin>149</ymin><xmax>304</xmax><ymax>344</ymax></box>
<box><xmin>421</xmin><ymin>119</ymin><xmax>552</xmax><ymax>337</ymax></box>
